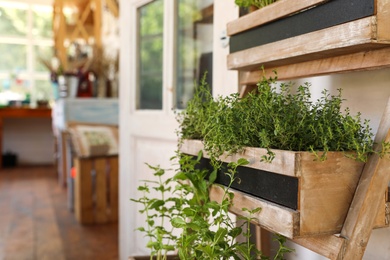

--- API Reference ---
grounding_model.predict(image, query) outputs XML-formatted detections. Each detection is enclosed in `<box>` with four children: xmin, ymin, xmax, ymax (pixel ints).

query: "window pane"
<box><xmin>34</xmin><ymin>79</ymin><xmax>53</xmax><ymax>101</ymax></box>
<box><xmin>0</xmin><ymin>6</ymin><xmax>27</xmax><ymax>36</ymax></box>
<box><xmin>176</xmin><ymin>1</ymin><xmax>213</xmax><ymax>109</ymax></box>
<box><xmin>33</xmin><ymin>6</ymin><xmax>53</xmax><ymax>38</ymax></box>
<box><xmin>137</xmin><ymin>0</ymin><xmax>164</xmax><ymax>110</ymax></box>
<box><xmin>0</xmin><ymin>44</ymin><xmax>27</xmax><ymax>72</ymax></box>
<box><xmin>35</xmin><ymin>45</ymin><xmax>54</xmax><ymax>72</ymax></box>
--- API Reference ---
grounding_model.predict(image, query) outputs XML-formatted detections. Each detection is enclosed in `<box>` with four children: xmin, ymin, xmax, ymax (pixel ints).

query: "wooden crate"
<box><xmin>74</xmin><ymin>156</ymin><xmax>119</xmax><ymax>224</ymax></box>
<box><xmin>180</xmin><ymin>140</ymin><xmax>389</xmax><ymax>239</ymax></box>
<box><xmin>227</xmin><ymin>0</ymin><xmax>390</xmax><ymax>71</ymax></box>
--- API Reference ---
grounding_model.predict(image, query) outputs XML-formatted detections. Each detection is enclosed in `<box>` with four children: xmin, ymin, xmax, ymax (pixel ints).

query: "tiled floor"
<box><xmin>0</xmin><ymin>165</ymin><xmax>118</xmax><ymax>260</ymax></box>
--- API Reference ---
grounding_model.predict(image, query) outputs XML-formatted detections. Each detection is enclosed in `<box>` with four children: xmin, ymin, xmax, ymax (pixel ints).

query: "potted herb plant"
<box><xmin>177</xmin><ymin>74</ymin><xmax>390</xmax><ymax>238</ymax></box>
<box><xmin>131</xmin><ymin>151</ymin><xmax>293</xmax><ymax>260</ymax></box>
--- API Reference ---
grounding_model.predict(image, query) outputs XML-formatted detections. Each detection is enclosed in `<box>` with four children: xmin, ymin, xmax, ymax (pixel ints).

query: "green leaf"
<box><xmin>171</xmin><ymin>217</ymin><xmax>186</xmax><ymax>228</ymax></box>
<box><xmin>150</xmin><ymin>200</ymin><xmax>164</xmax><ymax>209</ymax></box>
<box><xmin>237</xmin><ymin>158</ymin><xmax>249</xmax><ymax>166</ymax></box>
<box><xmin>208</xmin><ymin>169</ymin><xmax>217</xmax><ymax>183</ymax></box>
<box><xmin>214</xmin><ymin>228</ymin><xmax>228</xmax><ymax>243</ymax></box>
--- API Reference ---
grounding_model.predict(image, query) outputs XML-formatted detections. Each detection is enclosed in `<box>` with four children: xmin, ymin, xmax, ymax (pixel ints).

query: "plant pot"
<box><xmin>227</xmin><ymin>0</ymin><xmax>390</xmax><ymax>71</ymax></box>
<box><xmin>180</xmin><ymin>139</ymin><xmax>389</xmax><ymax>239</ymax></box>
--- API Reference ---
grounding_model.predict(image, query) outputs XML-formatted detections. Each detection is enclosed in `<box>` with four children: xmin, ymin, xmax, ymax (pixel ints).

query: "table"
<box><xmin>0</xmin><ymin>107</ymin><xmax>52</xmax><ymax>168</ymax></box>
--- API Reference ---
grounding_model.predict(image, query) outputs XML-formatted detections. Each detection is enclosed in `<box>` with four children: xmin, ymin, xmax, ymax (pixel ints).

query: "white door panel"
<box><xmin>119</xmin><ymin>0</ymin><xmax>238</xmax><ymax>259</ymax></box>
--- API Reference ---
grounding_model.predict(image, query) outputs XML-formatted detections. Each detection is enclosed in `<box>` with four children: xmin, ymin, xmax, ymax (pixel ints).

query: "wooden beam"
<box><xmin>338</xmin><ymin>97</ymin><xmax>390</xmax><ymax>259</ymax></box>
<box><xmin>292</xmin><ymin>235</ymin><xmax>345</xmax><ymax>260</ymax></box>
<box><xmin>71</xmin><ymin>1</ymin><xmax>92</xmax><ymax>41</ymax></box>
<box><xmin>93</xmin><ymin>0</ymin><xmax>102</xmax><ymax>48</ymax></box>
<box><xmin>240</xmin><ymin>47</ymin><xmax>390</xmax><ymax>83</ymax></box>
<box><xmin>210</xmin><ymin>186</ymin><xmax>300</xmax><ymax>238</ymax></box>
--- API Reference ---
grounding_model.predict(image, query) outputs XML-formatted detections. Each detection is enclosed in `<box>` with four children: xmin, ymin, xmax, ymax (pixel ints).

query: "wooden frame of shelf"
<box><xmin>226</xmin><ymin>0</ymin><xmax>390</xmax><ymax>77</ymax></box>
<box><xmin>52</xmin><ymin>0</ymin><xmax>102</xmax><ymax>70</ymax></box>
<box><xmin>180</xmin><ymin>139</ymin><xmax>389</xmax><ymax>239</ymax></box>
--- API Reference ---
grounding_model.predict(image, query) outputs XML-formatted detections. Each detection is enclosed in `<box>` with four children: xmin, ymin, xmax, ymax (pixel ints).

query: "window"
<box><xmin>137</xmin><ymin>0</ymin><xmax>164</xmax><ymax>110</ymax></box>
<box><xmin>0</xmin><ymin>1</ymin><xmax>53</xmax><ymax>105</ymax></box>
<box><xmin>135</xmin><ymin>0</ymin><xmax>214</xmax><ymax>110</ymax></box>
<box><xmin>176</xmin><ymin>0</ymin><xmax>213</xmax><ymax>109</ymax></box>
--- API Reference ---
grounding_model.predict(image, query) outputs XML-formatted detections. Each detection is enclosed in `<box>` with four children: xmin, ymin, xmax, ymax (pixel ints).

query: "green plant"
<box><xmin>235</xmin><ymin>0</ymin><xmax>278</xmax><ymax>9</ymax></box>
<box><xmin>132</xmin><ymin>152</ymin><xmax>293</xmax><ymax>259</ymax></box>
<box><xmin>178</xmin><ymin>73</ymin><xmax>387</xmax><ymax>162</ymax></box>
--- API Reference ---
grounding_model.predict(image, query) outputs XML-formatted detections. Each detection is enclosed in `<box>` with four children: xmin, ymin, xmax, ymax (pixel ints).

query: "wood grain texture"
<box><xmin>227</xmin><ymin>0</ymin><xmax>327</xmax><ymax>36</ymax></box>
<box><xmin>74</xmin><ymin>158</ymin><xmax>94</xmax><ymax>224</ymax></box>
<box><xmin>95</xmin><ymin>158</ymin><xmax>108</xmax><ymax>223</ymax></box>
<box><xmin>298</xmin><ymin>152</ymin><xmax>365</xmax><ymax>236</ymax></box>
<box><xmin>377</xmin><ymin>0</ymin><xmax>390</xmax><ymax>41</ymax></box>
<box><xmin>227</xmin><ymin>17</ymin><xmax>384</xmax><ymax>71</ymax></box>
<box><xmin>180</xmin><ymin>140</ymin><xmax>363</xmax><ymax>178</ymax></box>
<box><xmin>339</xmin><ymin>98</ymin><xmax>390</xmax><ymax>259</ymax></box>
<box><xmin>109</xmin><ymin>156</ymin><xmax>119</xmax><ymax>221</ymax></box>
<box><xmin>181</xmin><ymin>139</ymin><xmax>297</xmax><ymax>177</ymax></box>
<box><xmin>240</xmin><ymin>47</ymin><xmax>390</xmax><ymax>82</ymax></box>
<box><xmin>181</xmin><ymin>139</ymin><xmax>388</xmax><ymax>238</ymax></box>
<box><xmin>210</xmin><ymin>185</ymin><xmax>300</xmax><ymax>238</ymax></box>
<box><xmin>292</xmin><ymin>234</ymin><xmax>345</xmax><ymax>260</ymax></box>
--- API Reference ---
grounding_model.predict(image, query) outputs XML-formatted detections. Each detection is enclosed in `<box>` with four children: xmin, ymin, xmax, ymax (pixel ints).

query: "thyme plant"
<box><xmin>235</xmin><ymin>0</ymin><xmax>278</xmax><ymax>9</ymax></box>
<box><xmin>178</xmin><ymin>73</ymin><xmax>385</xmax><ymax>162</ymax></box>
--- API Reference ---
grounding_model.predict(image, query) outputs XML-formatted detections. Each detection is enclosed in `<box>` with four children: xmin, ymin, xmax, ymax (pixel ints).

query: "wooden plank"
<box><xmin>95</xmin><ymin>158</ymin><xmax>108</xmax><ymax>223</ymax></box>
<box><xmin>256</xmin><ymin>227</ymin><xmax>271</xmax><ymax>256</ymax></box>
<box><xmin>210</xmin><ymin>185</ymin><xmax>300</xmax><ymax>238</ymax></box>
<box><xmin>109</xmin><ymin>156</ymin><xmax>119</xmax><ymax>221</ymax></box>
<box><xmin>239</xmin><ymin>84</ymin><xmax>257</xmax><ymax>98</ymax></box>
<box><xmin>227</xmin><ymin>0</ymin><xmax>327</xmax><ymax>36</ymax></box>
<box><xmin>180</xmin><ymin>139</ymin><xmax>360</xmax><ymax>178</ymax></box>
<box><xmin>240</xmin><ymin>47</ymin><xmax>390</xmax><ymax>82</ymax></box>
<box><xmin>377</xmin><ymin>0</ymin><xmax>390</xmax><ymax>41</ymax></box>
<box><xmin>373</xmin><ymin>193</ymin><xmax>388</xmax><ymax>228</ymax></box>
<box><xmin>339</xmin><ymin>97</ymin><xmax>390</xmax><ymax>259</ymax></box>
<box><xmin>74</xmin><ymin>158</ymin><xmax>94</xmax><ymax>224</ymax></box>
<box><xmin>227</xmin><ymin>17</ymin><xmax>384</xmax><ymax>71</ymax></box>
<box><xmin>298</xmin><ymin>152</ymin><xmax>365</xmax><ymax>236</ymax></box>
<box><xmin>292</xmin><ymin>234</ymin><xmax>345</xmax><ymax>260</ymax></box>
<box><xmin>60</xmin><ymin>132</ymin><xmax>68</xmax><ymax>187</ymax></box>
<box><xmin>181</xmin><ymin>139</ymin><xmax>297</xmax><ymax>177</ymax></box>
<box><xmin>93</xmin><ymin>0</ymin><xmax>102</xmax><ymax>48</ymax></box>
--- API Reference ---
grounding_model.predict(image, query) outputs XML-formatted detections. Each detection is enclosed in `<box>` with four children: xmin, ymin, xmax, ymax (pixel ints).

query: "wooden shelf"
<box><xmin>180</xmin><ymin>140</ymin><xmax>389</xmax><ymax>239</ymax></box>
<box><xmin>227</xmin><ymin>0</ymin><xmax>390</xmax><ymax>77</ymax></box>
<box><xmin>222</xmin><ymin>0</ymin><xmax>390</xmax><ymax>257</ymax></box>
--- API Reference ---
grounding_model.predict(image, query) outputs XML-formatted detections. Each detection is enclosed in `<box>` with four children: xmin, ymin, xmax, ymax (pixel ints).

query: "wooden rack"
<box><xmin>223</xmin><ymin>0</ymin><xmax>390</xmax><ymax>258</ymax></box>
<box><xmin>52</xmin><ymin>0</ymin><xmax>102</xmax><ymax>70</ymax></box>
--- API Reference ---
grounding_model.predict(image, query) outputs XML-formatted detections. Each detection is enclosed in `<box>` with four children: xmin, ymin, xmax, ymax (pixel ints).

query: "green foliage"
<box><xmin>178</xmin><ymin>73</ymin><xmax>386</xmax><ymax>162</ymax></box>
<box><xmin>132</xmin><ymin>153</ymin><xmax>292</xmax><ymax>259</ymax></box>
<box><xmin>235</xmin><ymin>0</ymin><xmax>278</xmax><ymax>8</ymax></box>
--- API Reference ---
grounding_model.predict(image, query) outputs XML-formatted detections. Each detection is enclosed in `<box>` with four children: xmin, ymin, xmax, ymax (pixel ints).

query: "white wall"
<box><xmin>3</xmin><ymin>118</ymin><xmax>54</xmax><ymax>165</ymax></box>
<box><xmin>279</xmin><ymin>68</ymin><xmax>390</xmax><ymax>260</ymax></box>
